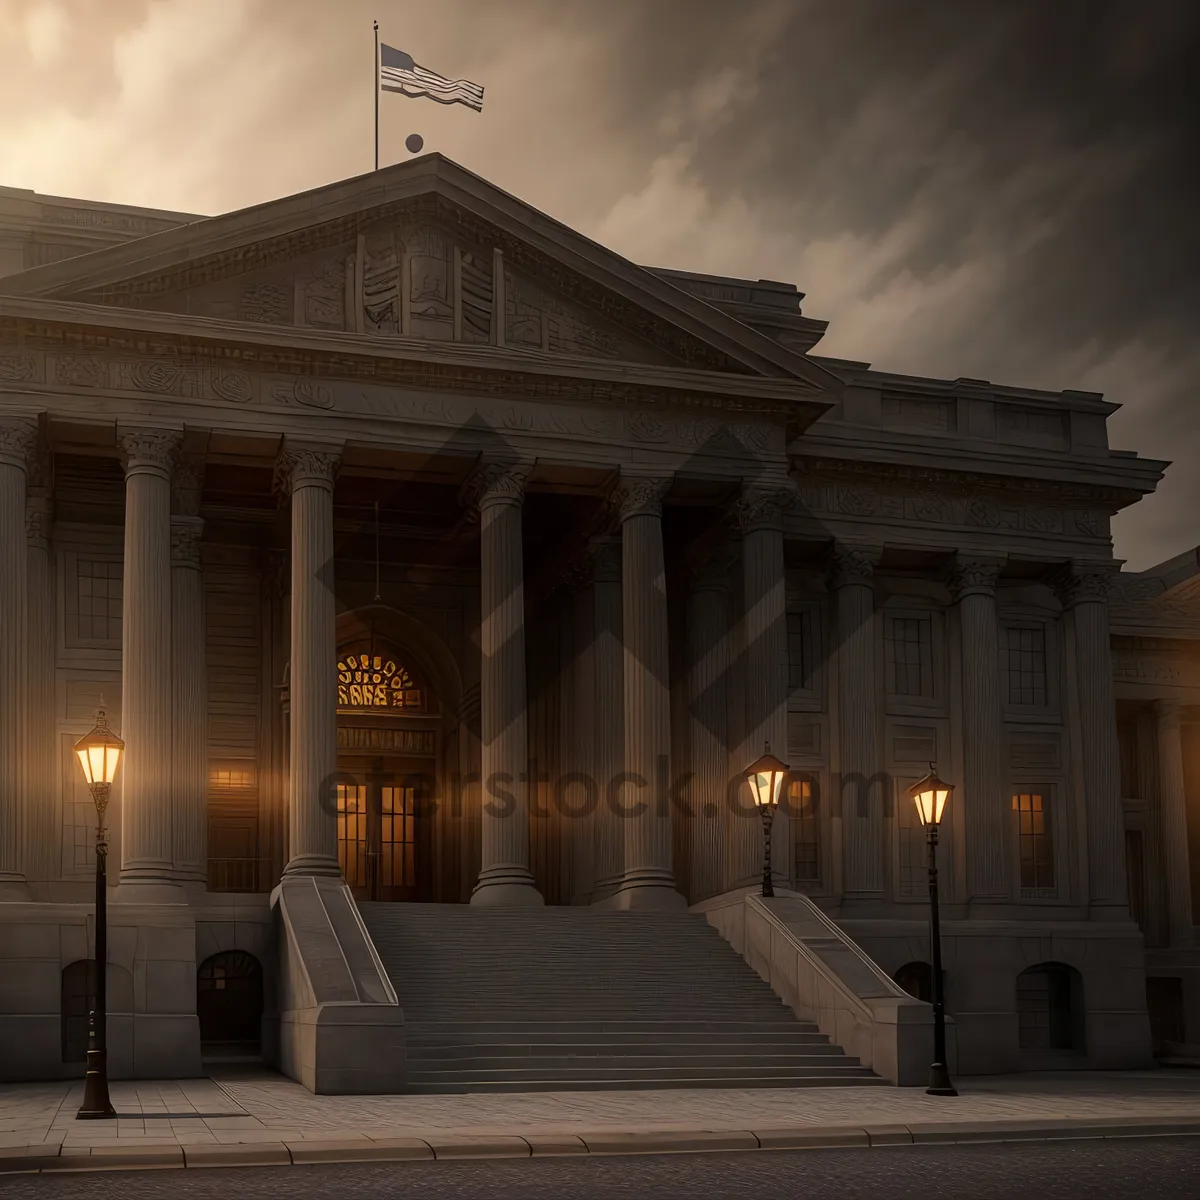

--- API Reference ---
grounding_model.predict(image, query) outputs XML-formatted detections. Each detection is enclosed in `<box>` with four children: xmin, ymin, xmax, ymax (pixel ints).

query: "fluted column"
<box><xmin>688</xmin><ymin>548</ymin><xmax>734</xmax><ymax>901</ymax></box>
<box><xmin>732</xmin><ymin>487</ymin><xmax>791</xmax><ymax>888</ymax></box>
<box><xmin>278</xmin><ymin>445</ymin><xmax>342</xmax><ymax>879</ymax></box>
<box><xmin>26</xmin><ymin>486</ymin><xmax>56</xmax><ymax>884</ymax></box>
<box><xmin>1153</xmin><ymin>700</ymin><xmax>1193</xmax><ymax>946</ymax></box>
<box><xmin>1058</xmin><ymin>562</ymin><xmax>1127</xmax><ymax>911</ymax></box>
<box><xmin>117</xmin><ymin>428</ymin><xmax>183</xmax><ymax>899</ymax></box>
<box><xmin>0</xmin><ymin>417</ymin><xmax>36</xmax><ymax>896</ymax></box>
<box><xmin>171</xmin><ymin>461</ymin><xmax>207</xmax><ymax>887</ymax></box>
<box><xmin>949</xmin><ymin>554</ymin><xmax>1009</xmax><ymax>901</ymax></box>
<box><xmin>465</xmin><ymin>461</ymin><xmax>542</xmax><ymax>905</ymax></box>
<box><xmin>615</xmin><ymin>474</ymin><xmax>683</xmax><ymax>909</ymax></box>
<box><xmin>832</xmin><ymin>543</ymin><xmax>884</xmax><ymax>897</ymax></box>
<box><xmin>589</xmin><ymin>537</ymin><xmax>625</xmax><ymax>900</ymax></box>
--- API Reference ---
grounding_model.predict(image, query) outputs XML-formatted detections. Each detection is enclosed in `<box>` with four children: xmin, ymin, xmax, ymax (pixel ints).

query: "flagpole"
<box><xmin>373</xmin><ymin>19</ymin><xmax>379</xmax><ymax>171</ymax></box>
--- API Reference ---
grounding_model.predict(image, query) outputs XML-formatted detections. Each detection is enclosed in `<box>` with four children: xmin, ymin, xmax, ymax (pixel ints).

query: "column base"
<box><xmin>282</xmin><ymin>855</ymin><xmax>342</xmax><ymax>879</ymax></box>
<box><xmin>613</xmin><ymin>872</ymin><xmax>686</xmax><ymax>911</ymax></box>
<box><xmin>113</xmin><ymin>877</ymin><xmax>188</xmax><ymax>905</ymax></box>
<box><xmin>471</xmin><ymin>866</ymin><xmax>544</xmax><ymax>907</ymax></box>
<box><xmin>0</xmin><ymin>877</ymin><xmax>31</xmax><ymax>902</ymax></box>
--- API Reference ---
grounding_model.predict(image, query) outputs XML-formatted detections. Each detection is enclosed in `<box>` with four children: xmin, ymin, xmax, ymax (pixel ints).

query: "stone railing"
<box><xmin>696</xmin><ymin>888</ymin><xmax>954</xmax><ymax>1086</ymax></box>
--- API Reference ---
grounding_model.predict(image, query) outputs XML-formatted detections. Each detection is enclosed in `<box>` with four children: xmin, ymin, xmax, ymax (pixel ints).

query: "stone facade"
<box><xmin>0</xmin><ymin>156</ymin><xmax>1197</xmax><ymax>1086</ymax></box>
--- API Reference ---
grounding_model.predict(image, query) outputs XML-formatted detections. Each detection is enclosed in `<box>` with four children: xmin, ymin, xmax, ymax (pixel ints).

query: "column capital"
<box><xmin>1152</xmin><ymin>698</ymin><xmax>1184</xmax><ymax>729</ymax></box>
<box><xmin>172</xmin><ymin>456</ymin><xmax>205</xmax><ymax>516</ymax></box>
<box><xmin>273</xmin><ymin>443</ymin><xmax>342</xmax><ymax>497</ymax></box>
<box><xmin>829</xmin><ymin>543</ymin><xmax>883</xmax><ymax>589</ymax></box>
<box><xmin>25</xmin><ymin>493</ymin><xmax>53</xmax><ymax>550</ymax></box>
<box><xmin>1053</xmin><ymin>560</ymin><xmax>1120</xmax><ymax>608</ymax></box>
<box><xmin>118</xmin><ymin>427</ymin><xmax>183</xmax><ymax>479</ymax></box>
<box><xmin>0</xmin><ymin>417</ymin><xmax>38</xmax><ymax>471</ymax></box>
<box><xmin>459</xmin><ymin>459</ymin><xmax>532</xmax><ymax>513</ymax></box>
<box><xmin>948</xmin><ymin>553</ymin><xmax>1005</xmax><ymax>600</ymax></box>
<box><xmin>734</xmin><ymin>484</ymin><xmax>792</xmax><ymax>534</ymax></box>
<box><xmin>170</xmin><ymin>515</ymin><xmax>204</xmax><ymax>569</ymax></box>
<box><xmin>587</xmin><ymin>535</ymin><xmax>623</xmax><ymax>584</ymax></box>
<box><xmin>692</xmin><ymin>545</ymin><xmax>737</xmax><ymax>594</ymax></box>
<box><xmin>612</xmin><ymin>474</ymin><xmax>671</xmax><ymax>522</ymax></box>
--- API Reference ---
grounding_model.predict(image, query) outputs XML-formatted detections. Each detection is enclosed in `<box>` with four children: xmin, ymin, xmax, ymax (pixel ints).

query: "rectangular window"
<box><xmin>787</xmin><ymin>609</ymin><xmax>813</xmax><ymax>694</ymax></box>
<box><xmin>896</xmin><ymin>781</ymin><xmax>926</xmax><ymax>898</ymax></box>
<box><xmin>1004</xmin><ymin>625</ymin><xmax>1048</xmax><ymax>707</ymax></box>
<box><xmin>788</xmin><ymin>775</ymin><xmax>820</xmax><ymax>883</ymax></box>
<box><xmin>76</xmin><ymin>559</ymin><xmax>123</xmax><ymax>641</ymax></box>
<box><xmin>886</xmin><ymin>615</ymin><xmax>932</xmax><ymax>699</ymax></box>
<box><xmin>1014</xmin><ymin>791</ymin><xmax>1055</xmax><ymax>896</ymax></box>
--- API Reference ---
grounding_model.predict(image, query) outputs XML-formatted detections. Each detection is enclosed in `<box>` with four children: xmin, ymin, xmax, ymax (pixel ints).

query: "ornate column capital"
<box><xmin>612</xmin><ymin>474</ymin><xmax>671</xmax><ymax>523</ymax></box>
<box><xmin>118</xmin><ymin>427</ymin><xmax>183</xmax><ymax>480</ymax></box>
<box><xmin>171</xmin><ymin>456</ymin><xmax>205</xmax><ymax>516</ymax></box>
<box><xmin>692</xmin><ymin>545</ymin><xmax>737</xmax><ymax>594</ymax></box>
<box><xmin>734</xmin><ymin>485</ymin><xmax>792</xmax><ymax>535</ymax></box>
<box><xmin>1152</xmin><ymin>698</ymin><xmax>1184</xmax><ymax>730</ymax></box>
<box><xmin>170</xmin><ymin>516</ymin><xmax>204</xmax><ymax>569</ymax></box>
<box><xmin>948</xmin><ymin>554</ymin><xmax>1005</xmax><ymax>601</ymax></box>
<box><xmin>25</xmin><ymin>493</ymin><xmax>53</xmax><ymax>550</ymax></box>
<box><xmin>587</xmin><ymin>535</ymin><xmax>623</xmax><ymax>584</ymax></box>
<box><xmin>459</xmin><ymin>459</ymin><xmax>532</xmax><ymax>513</ymax></box>
<box><xmin>1053</xmin><ymin>560</ymin><xmax>1120</xmax><ymax>608</ymax></box>
<box><xmin>829</xmin><ymin>543</ymin><xmax>883</xmax><ymax>589</ymax></box>
<box><xmin>0</xmin><ymin>417</ymin><xmax>38</xmax><ymax>471</ymax></box>
<box><xmin>273</xmin><ymin>444</ymin><xmax>342</xmax><ymax>497</ymax></box>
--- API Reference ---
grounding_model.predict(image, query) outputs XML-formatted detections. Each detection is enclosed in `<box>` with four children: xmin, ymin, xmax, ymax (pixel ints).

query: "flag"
<box><xmin>379</xmin><ymin>44</ymin><xmax>484</xmax><ymax>112</ymax></box>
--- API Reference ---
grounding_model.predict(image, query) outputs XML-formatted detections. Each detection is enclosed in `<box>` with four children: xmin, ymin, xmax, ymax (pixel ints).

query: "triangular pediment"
<box><xmin>0</xmin><ymin>155</ymin><xmax>839</xmax><ymax>390</ymax></box>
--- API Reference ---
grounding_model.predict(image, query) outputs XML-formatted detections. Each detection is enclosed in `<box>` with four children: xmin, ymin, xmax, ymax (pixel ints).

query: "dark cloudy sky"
<box><xmin>2</xmin><ymin>0</ymin><xmax>1197</xmax><ymax>570</ymax></box>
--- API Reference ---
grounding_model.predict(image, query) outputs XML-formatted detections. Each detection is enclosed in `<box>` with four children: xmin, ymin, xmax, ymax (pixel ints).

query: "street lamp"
<box><xmin>908</xmin><ymin>764</ymin><xmax>957</xmax><ymax>1097</ymax></box>
<box><xmin>745</xmin><ymin>743</ymin><xmax>789</xmax><ymax>898</ymax></box>
<box><xmin>73</xmin><ymin>709</ymin><xmax>123</xmax><ymax>1120</ymax></box>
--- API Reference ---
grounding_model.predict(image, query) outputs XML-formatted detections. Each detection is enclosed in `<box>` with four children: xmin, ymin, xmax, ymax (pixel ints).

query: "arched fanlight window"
<box><xmin>337</xmin><ymin>645</ymin><xmax>424</xmax><ymax>712</ymax></box>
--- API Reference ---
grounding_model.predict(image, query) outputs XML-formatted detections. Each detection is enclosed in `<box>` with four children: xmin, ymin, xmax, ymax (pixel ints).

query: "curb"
<box><xmin>3</xmin><ymin>1116</ymin><xmax>1199</xmax><ymax>1174</ymax></box>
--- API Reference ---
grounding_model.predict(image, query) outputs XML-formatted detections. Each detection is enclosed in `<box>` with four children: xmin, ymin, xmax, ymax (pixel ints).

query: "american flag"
<box><xmin>379</xmin><ymin>44</ymin><xmax>484</xmax><ymax>112</ymax></box>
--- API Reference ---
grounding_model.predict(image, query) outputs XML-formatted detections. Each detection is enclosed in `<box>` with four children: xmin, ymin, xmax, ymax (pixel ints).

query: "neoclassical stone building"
<box><xmin>0</xmin><ymin>158</ymin><xmax>1196</xmax><ymax>1091</ymax></box>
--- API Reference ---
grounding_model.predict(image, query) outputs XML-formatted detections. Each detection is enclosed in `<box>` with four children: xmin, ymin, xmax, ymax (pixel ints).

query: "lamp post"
<box><xmin>908</xmin><ymin>764</ymin><xmax>957</xmax><ymax>1097</ymax></box>
<box><xmin>745</xmin><ymin>743</ymin><xmax>789</xmax><ymax>898</ymax></box>
<box><xmin>73</xmin><ymin>709</ymin><xmax>123</xmax><ymax>1120</ymax></box>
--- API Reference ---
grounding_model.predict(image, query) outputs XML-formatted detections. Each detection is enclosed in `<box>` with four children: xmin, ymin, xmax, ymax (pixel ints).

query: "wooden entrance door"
<box><xmin>336</xmin><ymin>758</ymin><xmax>432</xmax><ymax>901</ymax></box>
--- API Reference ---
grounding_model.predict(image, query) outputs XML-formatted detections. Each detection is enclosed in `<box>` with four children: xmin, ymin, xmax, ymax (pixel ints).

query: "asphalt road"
<box><xmin>2</xmin><ymin>1137</ymin><xmax>1198</xmax><ymax>1200</ymax></box>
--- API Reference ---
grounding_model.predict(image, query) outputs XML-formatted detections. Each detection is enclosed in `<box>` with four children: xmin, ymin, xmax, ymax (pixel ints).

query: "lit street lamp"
<box><xmin>745</xmin><ymin>743</ymin><xmax>789</xmax><ymax>898</ymax></box>
<box><xmin>73</xmin><ymin>709</ymin><xmax>123</xmax><ymax>1120</ymax></box>
<box><xmin>908</xmin><ymin>764</ymin><xmax>957</xmax><ymax>1097</ymax></box>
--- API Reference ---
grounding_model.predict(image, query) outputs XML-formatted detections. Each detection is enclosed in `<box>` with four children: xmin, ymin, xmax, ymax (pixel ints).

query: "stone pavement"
<box><xmin>0</xmin><ymin>1068</ymin><xmax>1198</xmax><ymax>1173</ymax></box>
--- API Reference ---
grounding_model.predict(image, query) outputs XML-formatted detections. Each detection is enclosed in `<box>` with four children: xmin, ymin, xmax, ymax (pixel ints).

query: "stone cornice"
<box><xmin>0</xmin><ymin>298</ymin><xmax>831</xmax><ymax>423</ymax></box>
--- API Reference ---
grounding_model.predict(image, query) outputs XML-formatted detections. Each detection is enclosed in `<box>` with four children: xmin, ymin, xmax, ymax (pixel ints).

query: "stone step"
<box><xmin>408</xmin><ymin>1046</ymin><xmax>853</xmax><ymax>1065</ymax></box>
<box><xmin>405</xmin><ymin>1020</ymin><xmax>822</xmax><ymax>1035</ymax></box>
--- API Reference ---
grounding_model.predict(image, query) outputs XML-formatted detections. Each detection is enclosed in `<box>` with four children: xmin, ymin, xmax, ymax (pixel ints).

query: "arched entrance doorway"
<box><xmin>335</xmin><ymin>637</ymin><xmax>440</xmax><ymax>901</ymax></box>
<box><xmin>197</xmin><ymin>951</ymin><xmax>263</xmax><ymax>1058</ymax></box>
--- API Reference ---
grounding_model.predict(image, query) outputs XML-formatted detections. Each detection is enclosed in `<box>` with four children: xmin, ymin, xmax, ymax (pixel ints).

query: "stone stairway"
<box><xmin>357</xmin><ymin>902</ymin><xmax>884</xmax><ymax>1093</ymax></box>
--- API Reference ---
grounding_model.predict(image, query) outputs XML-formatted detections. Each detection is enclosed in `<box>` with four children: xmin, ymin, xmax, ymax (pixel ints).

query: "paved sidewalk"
<box><xmin>1</xmin><ymin>1068</ymin><xmax>1197</xmax><ymax>1172</ymax></box>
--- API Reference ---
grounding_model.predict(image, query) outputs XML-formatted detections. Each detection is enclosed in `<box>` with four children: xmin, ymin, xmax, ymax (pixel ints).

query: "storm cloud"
<box><xmin>1</xmin><ymin>0</ymin><xmax>1196</xmax><ymax>567</ymax></box>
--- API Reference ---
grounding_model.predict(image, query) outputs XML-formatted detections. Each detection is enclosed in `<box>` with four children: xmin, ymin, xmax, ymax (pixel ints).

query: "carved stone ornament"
<box><xmin>0</xmin><ymin>417</ymin><xmax>38</xmax><ymax>470</ymax></box>
<box><xmin>172</xmin><ymin>457</ymin><xmax>205</xmax><ymax>517</ymax></box>
<box><xmin>1054</xmin><ymin>562</ymin><xmax>1118</xmax><ymax>608</ymax></box>
<box><xmin>734</xmin><ymin>486</ymin><xmax>792</xmax><ymax>534</ymax></box>
<box><xmin>170</xmin><ymin>516</ymin><xmax>204</xmax><ymax>568</ymax></box>
<box><xmin>613</xmin><ymin>475</ymin><xmax>671</xmax><ymax>522</ymax></box>
<box><xmin>948</xmin><ymin>555</ymin><xmax>1004</xmax><ymax>600</ymax></box>
<box><xmin>1152</xmin><ymin>698</ymin><xmax>1184</xmax><ymax>728</ymax></box>
<box><xmin>118</xmin><ymin>428</ymin><xmax>182</xmax><ymax>477</ymax></box>
<box><xmin>829</xmin><ymin>543</ymin><xmax>882</xmax><ymax>589</ymax></box>
<box><xmin>459</xmin><ymin>460</ymin><xmax>531</xmax><ymax>512</ymax></box>
<box><xmin>273</xmin><ymin>447</ymin><xmax>341</xmax><ymax>496</ymax></box>
<box><xmin>25</xmin><ymin>494</ymin><xmax>53</xmax><ymax>548</ymax></box>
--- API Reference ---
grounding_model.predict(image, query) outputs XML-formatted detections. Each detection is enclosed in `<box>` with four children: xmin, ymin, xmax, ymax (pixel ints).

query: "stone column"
<box><xmin>1153</xmin><ymin>700</ymin><xmax>1193</xmax><ymax>947</ymax></box>
<box><xmin>687</xmin><ymin>548</ymin><xmax>734</xmax><ymax>902</ymax></box>
<box><xmin>949</xmin><ymin>554</ymin><xmax>1010</xmax><ymax>901</ymax></box>
<box><xmin>465</xmin><ymin>462</ymin><xmax>542</xmax><ymax>905</ymax></box>
<box><xmin>832</xmin><ymin>543</ymin><xmax>884</xmax><ymax>897</ymax></box>
<box><xmin>1058</xmin><ymin>562</ymin><xmax>1127</xmax><ymax>911</ymax></box>
<box><xmin>614</xmin><ymin>475</ymin><xmax>683</xmax><ymax>909</ymax></box>
<box><xmin>589</xmin><ymin>536</ymin><xmax>625</xmax><ymax>900</ymax></box>
<box><xmin>0</xmin><ymin>417</ymin><xmax>36</xmax><ymax>896</ymax></box>
<box><xmin>734</xmin><ymin>487</ymin><xmax>791</xmax><ymax>888</ymax></box>
<box><xmin>26</xmin><ymin>485</ymin><xmax>56</xmax><ymax>884</ymax></box>
<box><xmin>277</xmin><ymin>445</ymin><xmax>342</xmax><ymax>879</ymax></box>
<box><xmin>117</xmin><ymin>428</ymin><xmax>183</xmax><ymax>899</ymax></box>
<box><xmin>170</xmin><ymin>462</ymin><xmax>207</xmax><ymax>887</ymax></box>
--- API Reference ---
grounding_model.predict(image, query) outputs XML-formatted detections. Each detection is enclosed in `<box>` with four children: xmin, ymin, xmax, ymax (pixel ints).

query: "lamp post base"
<box><xmin>77</xmin><ymin>1047</ymin><xmax>116</xmax><ymax>1119</ymax></box>
<box><xmin>926</xmin><ymin>1061</ymin><xmax>958</xmax><ymax>1097</ymax></box>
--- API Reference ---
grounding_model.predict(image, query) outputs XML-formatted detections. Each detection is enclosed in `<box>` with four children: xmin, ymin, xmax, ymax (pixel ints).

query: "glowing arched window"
<box><xmin>337</xmin><ymin>652</ymin><xmax>424</xmax><ymax>712</ymax></box>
